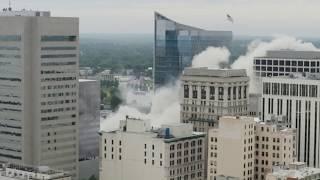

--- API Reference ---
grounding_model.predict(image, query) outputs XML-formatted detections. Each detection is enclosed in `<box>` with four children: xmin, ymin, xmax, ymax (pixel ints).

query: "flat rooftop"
<box><xmin>0</xmin><ymin>8</ymin><xmax>50</xmax><ymax>17</ymax></box>
<box><xmin>183</xmin><ymin>67</ymin><xmax>247</xmax><ymax>77</ymax></box>
<box><xmin>271</xmin><ymin>167</ymin><xmax>320</xmax><ymax>178</ymax></box>
<box><xmin>256</xmin><ymin>50</ymin><xmax>320</xmax><ymax>59</ymax></box>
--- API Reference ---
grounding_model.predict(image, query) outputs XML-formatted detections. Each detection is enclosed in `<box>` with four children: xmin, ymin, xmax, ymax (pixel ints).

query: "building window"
<box><xmin>201</xmin><ymin>86</ymin><xmax>206</xmax><ymax>99</ymax></box>
<box><xmin>210</xmin><ymin>86</ymin><xmax>215</xmax><ymax>100</ymax></box>
<box><xmin>192</xmin><ymin>86</ymin><xmax>197</xmax><ymax>99</ymax></box>
<box><xmin>184</xmin><ymin>85</ymin><xmax>189</xmax><ymax>98</ymax></box>
<box><xmin>218</xmin><ymin>87</ymin><xmax>224</xmax><ymax>100</ymax></box>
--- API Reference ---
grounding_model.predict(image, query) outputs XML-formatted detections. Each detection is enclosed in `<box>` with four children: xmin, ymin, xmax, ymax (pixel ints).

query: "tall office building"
<box><xmin>207</xmin><ymin>116</ymin><xmax>296</xmax><ymax>180</ymax></box>
<box><xmin>0</xmin><ymin>9</ymin><xmax>79</xmax><ymax>179</ymax></box>
<box><xmin>79</xmin><ymin>79</ymin><xmax>100</xmax><ymax>159</ymax></box>
<box><xmin>181</xmin><ymin>67</ymin><xmax>249</xmax><ymax>132</ymax></box>
<box><xmin>100</xmin><ymin>117</ymin><xmax>206</xmax><ymax>180</ymax></box>
<box><xmin>207</xmin><ymin>116</ymin><xmax>255</xmax><ymax>180</ymax></box>
<box><xmin>79</xmin><ymin>79</ymin><xmax>100</xmax><ymax>179</ymax></box>
<box><xmin>254</xmin><ymin>120</ymin><xmax>296</xmax><ymax>180</ymax></box>
<box><xmin>253</xmin><ymin>50</ymin><xmax>320</xmax><ymax>78</ymax></box>
<box><xmin>261</xmin><ymin>74</ymin><xmax>320</xmax><ymax>167</ymax></box>
<box><xmin>154</xmin><ymin>12</ymin><xmax>232</xmax><ymax>88</ymax></box>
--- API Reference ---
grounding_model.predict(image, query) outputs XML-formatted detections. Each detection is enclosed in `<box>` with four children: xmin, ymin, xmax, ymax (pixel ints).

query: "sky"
<box><xmin>3</xmin><ymin>0</ymin><xmax>320</xmax><ymax>37</ymax></box>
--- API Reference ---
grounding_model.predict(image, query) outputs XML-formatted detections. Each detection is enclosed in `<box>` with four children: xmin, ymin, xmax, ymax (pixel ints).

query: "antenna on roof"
<box><xmin>8</xmin><ymin>0</ymin><xmax>12</xmax><ymax>11</ymax></box>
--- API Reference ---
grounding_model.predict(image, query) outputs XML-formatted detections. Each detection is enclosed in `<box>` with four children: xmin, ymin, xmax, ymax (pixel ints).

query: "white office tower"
<box><xmin>261</xmin><ymin>74</ymin><xmax>320</xmax><ymax>168</ymax></box>
<box><xmin>266</xmin><ymin>162</ymin><xmax>320</xmax><ymax>180</ymax></box>
<box><xmin>207</xmin><ymin>116</ymin><xmax>255</xmax><ymax>180</ymax></box>
<box><xmin>254</xmin><ymin>50</ymin><xmax>320</xmax><ymax>78</ymax></box>
<box><xmin>100</xmin><ymin>117</ymin><xmax>206</xmax><ymax>180</ymax></box>
<box><xmin>253</xmin><ymin>50</ymin><xmax>320</xmax><ymax>93</ymax></box>
<box><xmin>0</xmin><ymin>9</ymin><xmax>79</xmax><ymax>179</ymax></box>
<box><xmin>181</xmin><ymin>67</ymin><xmax>249</xmax><ymax>132</ymax></box>
<box><xmin>207</xmin><ymin>116</ymin><xmax>296</xmax><ymax>180</ymax></box>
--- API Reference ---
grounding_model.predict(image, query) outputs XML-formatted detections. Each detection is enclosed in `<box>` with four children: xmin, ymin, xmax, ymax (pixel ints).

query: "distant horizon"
<box><xmin>79</xmin><ymin>33</ymin><xmax>320</xmax><ymax>40</ymax></box>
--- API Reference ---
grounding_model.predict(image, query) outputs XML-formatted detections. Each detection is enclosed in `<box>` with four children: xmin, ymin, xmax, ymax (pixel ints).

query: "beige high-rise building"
<box><xmin>180</xmin><ymin>67</ymin><xmax>249</xmax><ymax>132</ymax></box>
<box><xmin>207</xmin><ymin>116</ymin><xmax>296</xmax><ymax>180</ymax></box>
<box><xmin>254</xmin><ymin>120</ymin><xmax>297</xmax><ymax>180</ymax></box>
<box><xmin>207</xmin><ymin>116</ymin><xmax>255</xmax><ymax>180</ymax></box>
<box><xmin>0</xmin><ymin>9</ymin><xmax>79</xmax><ymax>179</ymax></box>
<box><xmin>100</xmin><ymin>117</ymin><xmax>206</xmax><ymax>180</ymax></box>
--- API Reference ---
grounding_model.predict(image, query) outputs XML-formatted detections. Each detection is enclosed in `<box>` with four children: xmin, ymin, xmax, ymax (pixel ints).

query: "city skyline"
<box><xmin>2</xmin><ymin>0</ymin><xmax>320</xmax><ymax>37</ymax></box>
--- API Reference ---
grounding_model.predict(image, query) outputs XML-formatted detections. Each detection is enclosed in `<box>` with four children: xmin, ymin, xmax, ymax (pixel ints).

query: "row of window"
<box><xmin>184</xmin><ymin>85</ymin><xmax>248</xmax><ymax>101</ymax></box>
<box><xmin>255</xmin><ymin>66</ymin><xmax>320</xmax><ymax>73</ymax></box>
<box><xmin>254</xmin><ymin>59</ymin><xmax>320</xmax><ymax>67</ymax></box>
<box><xmin>263</xmin><ymin>82</ymin><xmax>318</xmax><ymax>97</ymax></box>
<box><xmin>41</xmin><ymin>98</ymin><xmax>77</xmax><ymax>106</ymax></box>
<box><xmin>41</xmin><ymin>46</ymin><xmax>76</xmax><ymax>51</ymax></box>
<box><xmin>41</xmin><ymin>54</ymin><xmax>77</xmax><ymax>58</ymax></box>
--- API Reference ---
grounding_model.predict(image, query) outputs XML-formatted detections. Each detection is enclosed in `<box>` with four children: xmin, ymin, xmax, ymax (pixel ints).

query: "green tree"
<box><xmin>88</xmin><ymin>175</ymin><xmax>97</xmax><ymax>180</ymax></box>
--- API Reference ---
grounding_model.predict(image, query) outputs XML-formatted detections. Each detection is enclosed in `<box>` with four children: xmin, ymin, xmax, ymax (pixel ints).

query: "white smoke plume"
<box><xmin>192</xmin><ymin>47</ymin><xmax>230</xmax><ymax>69</ymax></box>
<box><xmin>101</xmin><ymin>36</ymin><xmax>320</xmax><ymax>131</ymax></box>
<box><xmin>100</xmin><ymin>81</ymin><xmax>180</xmax><ymax>131</ymax></box>
<box><xmin>231</xmin><ymin>36</ymin><xmax>319</xmax><ymax>93</ymax></box>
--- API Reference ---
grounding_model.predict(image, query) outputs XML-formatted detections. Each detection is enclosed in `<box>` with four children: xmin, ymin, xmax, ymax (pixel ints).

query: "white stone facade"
<box><xmin>181</xmin><ymin>67</ymin><xmax>249</xmax><ymax>132</ymax></box>
<box><xmin>262</xmin><ymin>76</ymin><xmax>320</xmax><ymax>167</ymax></box>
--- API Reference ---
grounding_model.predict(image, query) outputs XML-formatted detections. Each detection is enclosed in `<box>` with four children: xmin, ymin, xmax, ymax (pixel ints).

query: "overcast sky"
<box><xmin>3</xmin><ymin>0</ymin><xmax>320</xmax><ymax>37</ymax></box>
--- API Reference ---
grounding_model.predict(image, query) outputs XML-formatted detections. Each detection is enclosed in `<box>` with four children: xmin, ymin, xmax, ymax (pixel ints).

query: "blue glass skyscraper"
<box><xmin>154</xmin><ymin>12</ymin><xmax>233</xmax><ymax>88</ymax></box>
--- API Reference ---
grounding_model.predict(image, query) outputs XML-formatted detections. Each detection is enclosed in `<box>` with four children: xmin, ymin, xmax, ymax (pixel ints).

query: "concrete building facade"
<box><xmin>0</xmin><ymin>10</ymin><xmax>79</xmax><ymax>178</ymax></box>
<box><xmin>207</xmin><ymin>116</ymin><xmax>296</xmax><ymax>180</ymax></box>
<box><xmin>100</xmin><ymin>117</ymin><xmax>206</xmax><ymax>180</ymax></box>
<box><xmin>207</xmin><ymin>116</ymin><xmax>255</xmax><ymax>180</ymax></box>
<box><xmin>180</xmin><ymin>67</ymin><xmax>249</xmax><ymax>132</ymax></box>
<box><xmin>261</xmin><ymin>75</ymin><xmax>320</xmax><ymax>167</ymax></box>
<box><xmin>254</xmin><ymin>121</ymin><xmax>297</xmax><ymax>180</ymax></box>
<box><xmin>253</xmin><ymin>50</ymin><xmax>320</xmax><ymax>78</ymax></box>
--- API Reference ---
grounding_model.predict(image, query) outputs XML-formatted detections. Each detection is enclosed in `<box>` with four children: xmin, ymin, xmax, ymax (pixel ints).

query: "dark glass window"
<box><xmin>41</xmin><ymin>35</ymin><xmax>77</xmax><ymax>42</ymax></box>
<box><xmin>304</xmin><ymin>61</ymin><xmax>309</xmax><ymax>66</ymax></box>
<box><xmin>0</xmin><ymin>35</ymin><xmax>21</xmax><ymax>41</ymax></box>
<box><xmin>273</xmin><ymin>60</ymin><xmax>278</xmax><ymax>65</ymax></box>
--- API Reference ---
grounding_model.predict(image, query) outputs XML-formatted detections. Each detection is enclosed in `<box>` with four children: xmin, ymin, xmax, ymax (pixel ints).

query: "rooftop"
<box><xmin>270</xmin><ymin>162</ymin><xmax>320</xmax><ymax>178</ymax></box>
<box><xmin>101</xmin><ymin>116</ymin><xmax>205</xmax><ymax>141</ymax></box>
<box><xmin>183</xmin><ymin>67</ymin><xmax>247</xmax><ymax>78</ymax></box>
<box><xmin>0</xmin><ymin>8</ymin><xmax>50</xmax><ymax>17</ymax></box>
<box><xmin>155</xmin><ymin>12</ymin><xmax>232</xmax><ymax>36</ymax></box>
<box><xmin>256</xmin><ymin>50</ymin><xmax>320</xmax><ymax>59</ymax></box>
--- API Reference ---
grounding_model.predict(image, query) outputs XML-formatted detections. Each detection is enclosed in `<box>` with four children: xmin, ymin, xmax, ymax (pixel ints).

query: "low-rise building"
<box><xmin>0</xmin><ymin>163</ymin><xmax>71</xmax><ymax>180</ymax></box>
<box><xmin>99</xmin><ymin>117</ymin><xmax>206</xmax><ymax>180</ymax></box>
<box><xmin>266</xmin><ymin>162</ymin><xmax>320</xmax><ymax>180</ymax></box>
